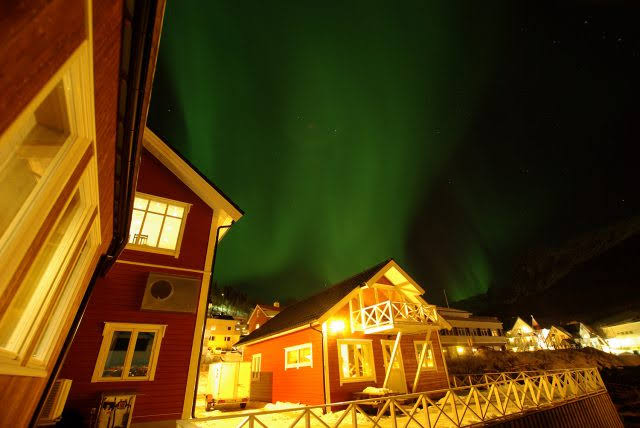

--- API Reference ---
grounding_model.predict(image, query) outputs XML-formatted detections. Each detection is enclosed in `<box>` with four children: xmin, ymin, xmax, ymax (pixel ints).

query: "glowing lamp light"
<box><xmin>456</xmin><ymin>346</ymin><xmax>465</xmax><ymax>355</ymax></box>
<box><xmin>329</xmin><ymin>319</ymin><xmax>346</xmax><ymax>334</ymax></box>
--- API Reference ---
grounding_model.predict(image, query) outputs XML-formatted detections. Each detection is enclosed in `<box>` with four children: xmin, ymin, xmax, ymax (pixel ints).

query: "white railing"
<box><xmin>179</xmin><ymin>367</ymin><xmax>606</xmax><ymax>428</ymax></box>
<box><xmin>449</xmin><ymin>368</ymin><xmax>590</xmax><ymax>388</ymax></box>
<box><xmin>351</xmin><ymin>301</ymin><xmax>439</xmax><ymax>333</ymax></box>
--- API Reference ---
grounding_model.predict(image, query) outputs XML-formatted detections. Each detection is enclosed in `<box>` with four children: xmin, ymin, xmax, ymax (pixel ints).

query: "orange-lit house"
<box><xmin>236</xmin><ymin>260</ymin><xmax>451</xmax><ymax>405</ymax></box>
<box><xmin>57</xmin><ymin>129</ymin><xmax>242</xmax><ymax>425</ymax></box>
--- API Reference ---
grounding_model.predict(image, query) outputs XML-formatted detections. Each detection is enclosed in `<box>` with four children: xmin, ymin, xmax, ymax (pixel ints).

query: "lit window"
<box><xmin>30</xmin><ymin>223</ymin><xmax>99</xmax><ymax>367</ymax></box>
<box><xmin>284</xmin><ymin>343</ymin><xmax>313</xmax><ymax>370</ymax></box>
<box><xmin>251</xmin><ymin>353</ymin><xmax>261</xmax><ymax>381</ymax></box>
<box><xmin>255</xmin><ymin>323</ymin><xmax>260</xmax><ymax>329</ymax></box>
<box><xmin>0</xmin><ymin>82</ymin><xmax>69</xmax><ymax>241</ymax></box>
<box><xmin>127</xmin><ymin>193</ymin><xmax>190</xmax><ymax>257</ymax></box>
<box><xmin>414</xmin><ymin>341</ymin><xmax>437</xmax><ymax>369</ymax></box>
<box><xmin>92</xmin><ymin>323</ymin><xmax>166</xmax><ymax>382</ymax></box>
<box><xmin>0</xmin><ymin>168</ymin><xmax>98</xmax><ymax>372</ymax></box>
<box><xmin>337</xmin><ymin>339</ymin><xmax>375</xmax><ymax>383</ymax></box>
<box><xmin>0</xmin><ymin>42</ymin><xmax>100</xmax><ymax>377</ymax></box>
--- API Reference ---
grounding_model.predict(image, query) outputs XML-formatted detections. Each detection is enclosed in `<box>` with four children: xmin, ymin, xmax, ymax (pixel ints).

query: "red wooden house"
<box><xmin>247</xmin><ymin>302</ymin><xmax>282</xmax><ymax>333</ymax></box>
<box><xmin>58</xmin><ymin>128</ymin><xmax>242</xmax><ymax>425</ymax></box>
<box><xmin>0</xmin><ymin>1</ymin><xmax>165</xmax><ymax>426</ymax></box>
<box><xmin>237</xmin><ymin>260</ymin><xmax>452</xmax><ymax>405</ymax></box>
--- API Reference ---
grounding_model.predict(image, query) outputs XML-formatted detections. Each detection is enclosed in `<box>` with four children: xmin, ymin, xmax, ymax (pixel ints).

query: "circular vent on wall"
<box><xmin>150</xmin><ymin>280</ymin><xmax>173</xmax><ymax>300</ymax></box>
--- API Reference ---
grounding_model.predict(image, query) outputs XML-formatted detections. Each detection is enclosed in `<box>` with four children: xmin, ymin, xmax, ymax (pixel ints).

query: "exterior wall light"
<box><xmin>329</xmin><ymin>319</ymin><xmax>346</xmax><ymax>334</ymax></box>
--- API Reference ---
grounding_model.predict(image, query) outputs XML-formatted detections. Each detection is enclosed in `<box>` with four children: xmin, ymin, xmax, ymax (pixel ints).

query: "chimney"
<box><xmin>273</xmin><ymin>301</ymin><xmax>280</xmax><ymax>308</ymax></box>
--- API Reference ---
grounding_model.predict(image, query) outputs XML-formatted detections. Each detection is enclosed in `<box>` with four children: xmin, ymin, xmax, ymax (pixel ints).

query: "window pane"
<box><xmin>129</xmin><ymin>332</ymin><xmax>155</xmax><ymax>377</ymax></box>
<box><xmin>417</xmin><ymin>343</ymin><xmax>435</xmax><ymax>368</ymax></box>
<box><xmin>140</xmin><ymin>212</ymin><xmax>163</xmax><ymax>247</ymax></box>
<box><xmin>157</xmin><ymin>216</ymin><xmax>181</xmax><ymax>250</ymax></box>
<box><xmin>129</xmin><ymin>209</ymin><xmax>145</xmax><ymax>244</ymax></box>
<box><xmin>148</xmin><ymin>200</ymin><xmax>167</xmax><ymax>214</ymax></box>
<box><xmin>0</xmin><ymin>190</ymin><xmax>83</xmax><ymax>353</ymax></box>
<box><xmin>133</xmin><ymin>197</ymin><xmax>148</xmax><ymax>210</ymax></box>
<box><xmin>32</xmin><ymin>234</ymin><xmax>92</xmax><ymax>362</ymax></box>
<box><xmin>300</xmin><ymin>346</ymin><xmax>311</xmax><ymax>364</ymax></box>
<box><xmin>102</xmin><ymin>331</ymin><xmax>131</xmax><ymax>378</ymax></box>
<box><xmin>340</xmin><ymin>344</ymin><xmax>356</xmax><ymax>377</ymax></box>
<box><xmin>0</xmin><ymin>82</ymin><xmax>70</xmax><ymax>241</ymax></box>
<box><xmin>286</xmin><ymin>350</ymin><xmax>298</xmax><ymax>365</ymax></box>
<box><xmin>166</xmin><ymin>204</ymin><xmax>184</xmax><ymax>218</ymax></box>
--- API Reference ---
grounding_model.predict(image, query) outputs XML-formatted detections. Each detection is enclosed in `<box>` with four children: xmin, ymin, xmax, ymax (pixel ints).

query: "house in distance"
<box><xmin>236</xmin><ymin>259</ymin><xmax>452</xmax><ymax>405</ymax></box>
<box><xmin>204</xmin><ymin>315</ymin><xmax>243</xmax><ymax>353</ymax></box>
<box><xmin>437</xmin><ymin>306</ymin><xmax>507</xmax><ymax>357</ymax></box>
<box><xmin>247</xmin><ymin>302</ymin><xmax>282</xmax><ymax>333</ymax></box>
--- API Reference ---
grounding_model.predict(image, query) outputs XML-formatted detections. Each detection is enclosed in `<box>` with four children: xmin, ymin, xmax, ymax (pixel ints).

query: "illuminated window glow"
<box><xmin>284</xmin><ymin>343</ymin><xmax>313</xmax><ymax>369</ymax></box>
<box><xmin>127</xmin><ymin>193</ymin><xmax>190</xmax><ymax>256</ymax></box>
<box><xmin>413</xmin><ymin>341</ymin><xmax>436</xmax><ymax>370</ymax></box>
<box><xmin>337</xmin><ymin>339</ymin><xmax>375</xmax><ymax>383</ymax></box>
<box><xmin>251</xmin><ymin>353</ymin><xmax>262</xmax><ymax>380</ymax></box>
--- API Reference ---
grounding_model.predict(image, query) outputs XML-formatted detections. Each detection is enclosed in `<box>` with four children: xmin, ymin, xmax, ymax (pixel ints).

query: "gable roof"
<box><xmin>508</xmin><ymin>317</ymin><xmax>534</xmax><ymax>333</ymax></box>
<box><xmin>258</xmin><ymin>304</ymin><xmax>281</xmax><ymax>317</ymax></box>
<box><xmin>548</xmin><ymin>325</ymin><xmax>572</xmax><ymax>338</ymax></box>
<box><xmin>143</xmin><ymin>128</ymin><xmax>243</xmax><ymax>221</ymax></box>
<box><xmin>237</xmin><ymin>260</ymin><xmax>392</xmax><ymax>346</ymax></box>
<box><xmin>248</xmin><ymin>304</ymin><xmax>281</xmax><ymax>323</ymax></box>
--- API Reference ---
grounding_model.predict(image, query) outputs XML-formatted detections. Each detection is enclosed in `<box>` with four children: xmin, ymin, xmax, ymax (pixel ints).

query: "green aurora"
<box><xmin>148</xmin><ymin>1</ymin><xmax>638</xmax><ymax>304</ymax></box>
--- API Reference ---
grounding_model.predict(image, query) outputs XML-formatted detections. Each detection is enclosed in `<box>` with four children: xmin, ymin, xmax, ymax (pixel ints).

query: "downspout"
<box><xmin>310</xmin><ymin>325</ymin><xmax>328</xmax><ymax>408</ymax></box>
<box><xmin>191</xmin><ymin>222</ymin><xmax>234</xmax><ymax>419</ymax></box>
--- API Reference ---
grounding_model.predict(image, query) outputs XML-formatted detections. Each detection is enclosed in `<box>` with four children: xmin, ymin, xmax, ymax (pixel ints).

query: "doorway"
<box><xmin>380</xmin><ymin>339</ymin><xmax>408</xmax><ymax>393</ymax></box>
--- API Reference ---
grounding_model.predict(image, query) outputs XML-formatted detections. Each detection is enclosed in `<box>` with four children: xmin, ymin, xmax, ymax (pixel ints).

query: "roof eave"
<box><xmin>142</xmin><ymin>127</ymin><xmax>243</xmax><ymax>221</ymax></box>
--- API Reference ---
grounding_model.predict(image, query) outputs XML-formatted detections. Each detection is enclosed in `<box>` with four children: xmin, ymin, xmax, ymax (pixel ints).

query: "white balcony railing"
<box><xmin>351</xmin><ymin>301</ymin><xmax>439</xmax><ymax>333</ymax></box>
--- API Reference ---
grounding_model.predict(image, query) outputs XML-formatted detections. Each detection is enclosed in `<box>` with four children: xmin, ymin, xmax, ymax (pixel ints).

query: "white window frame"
<box><xmin>0</xmin><ymin>42</ymin><xmax>101</xmax><ymax>378</ymax></box>
<box><xmin>336</xmin><ymin>339</ymin><xmax>376</xmax><ymax>384</ymax></box>
<box><xmin>251</xmin><ymin>353</ymin><xmax>262</xmax><ymax>381</ymax></box>
<box><xmin>126</xmin><ymin>192</ymin><xmax>191</xmax><ymax>258</ymax></box>
<box><xmin>28</xmin><ymin>219</ymin><xmax>101</xmax><ymax>369</ymax></box>
<box><xmin>284</xmin><ymin>343</ymin><xmax>313</xmax><ymax>370</ymax></box>
<box><xmin>413</xmin><ymin>341</ymin><xmax>437</xmax><ymax>371</ymax></box>
<box><xmin>92</xmin><ymin>322</ymin><xmax>166</xmax><ymax>382</ymax></box>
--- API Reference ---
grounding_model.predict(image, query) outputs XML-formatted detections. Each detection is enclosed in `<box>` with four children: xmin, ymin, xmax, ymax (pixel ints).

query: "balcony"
<box><xmin>351</xmin><ymin>301</ymin><xmax>440</xmax><ymax>334</ymax></box>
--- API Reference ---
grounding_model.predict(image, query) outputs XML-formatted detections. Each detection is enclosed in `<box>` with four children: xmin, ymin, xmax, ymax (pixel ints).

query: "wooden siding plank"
<box><xmin>243</xmin><ymin>327</ymin><xmax>325</xmax><ymax>405</ymax></box>
<box><xmin>60</xmin><ymin>262</ymin><xmax>201</xmax><ymax>423</ymax></box>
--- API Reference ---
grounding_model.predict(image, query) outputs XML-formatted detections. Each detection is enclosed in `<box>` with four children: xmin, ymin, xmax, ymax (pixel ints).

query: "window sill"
<box><xmin>91</xmin><ymin>376</ymin><xmax>154</xmax><ymax>383</ymax></box>
<box><xmin>125</xmin><ymin>244</ymin><xmax>179</xmax><ymax>258</ymax></box>
<box><xmin>0</xmin><ymin>361</ymin><xmax>48</xmax><ymax>377</ymax></box>
<box><xmin>284</xmin><ymin>364</ymin><xmax>313</xmax><ymax>370</ymax></box>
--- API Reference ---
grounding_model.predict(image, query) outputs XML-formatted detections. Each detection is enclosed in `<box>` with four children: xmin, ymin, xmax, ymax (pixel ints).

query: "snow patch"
<box><xmin>362</xmin><ymin>386</ymin><xmax>394</xmax><ymax>395</ymax></box>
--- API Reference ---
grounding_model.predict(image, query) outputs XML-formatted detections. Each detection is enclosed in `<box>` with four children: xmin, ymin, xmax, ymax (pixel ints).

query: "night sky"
<box><xmin>148</xmin><ymin>1</ymin><xmax>639</xmax><ymax>306</ymax></box>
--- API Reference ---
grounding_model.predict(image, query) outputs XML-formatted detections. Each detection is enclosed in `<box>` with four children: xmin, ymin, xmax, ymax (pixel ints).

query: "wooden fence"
<box><xmin>178</xmin><ymin>367</ymin><xmax>609</xmax><ymax>427</ymax></box>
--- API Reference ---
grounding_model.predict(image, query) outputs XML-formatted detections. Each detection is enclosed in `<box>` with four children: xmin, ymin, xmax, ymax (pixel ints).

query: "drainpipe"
<box><xmin>310</xmin><ymin>325</ymin><xmax>328</xmax><ymax>408</ymax></box>
<box><xmin>191</xmin><ymin>222</ymin><xmax>234</xmax><ymax>418</ymax></box>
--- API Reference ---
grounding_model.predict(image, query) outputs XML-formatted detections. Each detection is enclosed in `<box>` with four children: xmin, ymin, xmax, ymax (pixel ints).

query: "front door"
<box><xmin>381</xmin><ymin>339</ymin><xmax>408</xmax><ymax>393</ymax></box>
